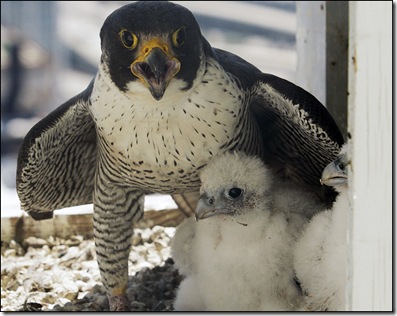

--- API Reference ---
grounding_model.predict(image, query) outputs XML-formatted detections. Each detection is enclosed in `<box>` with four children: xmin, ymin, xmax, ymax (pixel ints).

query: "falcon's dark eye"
<box><xmin>335</xmin><ymin>158</ymin><xmax>345</xmax><ymax>171</ymax></box>
<box><xmin>226</xmin><ymin>187</ymin><xmax>243</xmax><ymax>200</ymax></box>
<box><xmin>172</xmin><ymin>26</ymin><xmax>186</xmax><ymax>47</ymax></box>
<box><xmin>119</xmin><ymin>30</ymin><xmax>138</xmax><ymax>49</ymax></box>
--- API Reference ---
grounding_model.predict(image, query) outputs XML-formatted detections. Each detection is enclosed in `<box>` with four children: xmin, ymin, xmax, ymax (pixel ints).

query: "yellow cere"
<box><xmin>135</xmin><ymin>37</ymin><xmax>173</xmax><ymax>62</ymax></box>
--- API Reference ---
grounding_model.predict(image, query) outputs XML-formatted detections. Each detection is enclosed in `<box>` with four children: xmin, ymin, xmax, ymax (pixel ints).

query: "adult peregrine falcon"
<box><xmin>16</xmin><ymin>1</ymin><xmax>344</xmax><ymax>311</ymax></box>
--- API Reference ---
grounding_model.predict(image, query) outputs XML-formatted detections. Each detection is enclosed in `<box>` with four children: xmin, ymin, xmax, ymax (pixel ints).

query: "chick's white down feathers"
<box><xmin>199</xmin><ymin>151</ymin><xmax>273</xmax><ymax>201</ymax></box>
<box><xmin>293</xmin><ymin>143</ymin><xmax>350</xmax><ymax>311</ymax></box>
<box><xmin>171</xmin><ymin>151</ymin><xmax>326</xmax><ymax>311</ymax></box>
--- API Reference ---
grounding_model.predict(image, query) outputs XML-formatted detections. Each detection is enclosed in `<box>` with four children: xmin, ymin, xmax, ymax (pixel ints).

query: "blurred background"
<box><xmin>1</xmin><ymin>1</ymin><xmax>297</xmax><ymax>217</ymax></box>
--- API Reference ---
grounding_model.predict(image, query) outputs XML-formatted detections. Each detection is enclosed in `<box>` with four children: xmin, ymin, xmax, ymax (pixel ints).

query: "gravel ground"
<box><xmin>1</xmin><ymin>226</ymin><xmax>183</xmax><ymax>311</ymax></box>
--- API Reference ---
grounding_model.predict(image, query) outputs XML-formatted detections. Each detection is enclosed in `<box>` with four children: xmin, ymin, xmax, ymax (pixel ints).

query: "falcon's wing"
<box><xmin>214</xmin><ymin>48</ymin><xmax>344</xmax><ymax>203</ymax></box>
<box><xmin>16</xmin><ymin>80</ymin><xmax>97</xmax><ymax>220</ymax></box>
<box><xmin>250</xmin><ymin>73</ymin><xmax>344</xmax><ymax>202</ymax></box>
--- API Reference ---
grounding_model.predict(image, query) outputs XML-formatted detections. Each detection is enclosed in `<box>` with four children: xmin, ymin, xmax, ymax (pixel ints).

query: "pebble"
<box><xmin>1</xmin><ymin>226</ymin><xmax>180</xmax><ymax>311</ymax></box>
<box><xmin>22</xmin><ymin>237</ymin><xmax>47</xmax><ymax>248</ymax></box>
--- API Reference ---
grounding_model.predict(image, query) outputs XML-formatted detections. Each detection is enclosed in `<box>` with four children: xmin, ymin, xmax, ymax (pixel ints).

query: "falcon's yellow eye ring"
<box><xmin>172</xmin><ymin>26</ymin><xmax>186</xmax><ymax>47</ymax></box>
<box><xmin>119</xmin><ymin>30</ymin><xmax>138</xmax><ymax>49</ymax></box>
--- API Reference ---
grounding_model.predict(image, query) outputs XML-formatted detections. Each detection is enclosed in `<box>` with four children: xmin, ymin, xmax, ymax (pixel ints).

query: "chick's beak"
<box><xmin>195</xmin><ymin>194</ymin><xmax>232</xmax><ymax>221</ymax></box>
<box><xmin>131</xmin><ymin>38</ymin><xmax>180</xmax><ymax>100</ymax></box>
<box><xmin>320</xmin><ymin>160</ymin><xmax>347</xmax><ymax>186</ymax></box>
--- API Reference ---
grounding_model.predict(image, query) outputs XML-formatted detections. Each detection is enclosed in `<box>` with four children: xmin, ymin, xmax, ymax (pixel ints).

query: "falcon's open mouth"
<box><xmin>131</xmin><ymin>39</ymin><xmax>180</xmax><ymax>100</ymax></box>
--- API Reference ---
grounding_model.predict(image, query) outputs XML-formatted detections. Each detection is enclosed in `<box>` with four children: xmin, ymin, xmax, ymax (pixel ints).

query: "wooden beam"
<box><xmin>1</xmin><ymin>209</ymin><xmax>185</xmax><ymax>243</ymax></box>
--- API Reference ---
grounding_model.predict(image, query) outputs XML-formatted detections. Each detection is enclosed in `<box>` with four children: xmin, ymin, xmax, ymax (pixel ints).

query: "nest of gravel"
<box><xmin>1</xmin><ymin>226</ymin><xmax>183</xmax><ymax>311</ymax></box>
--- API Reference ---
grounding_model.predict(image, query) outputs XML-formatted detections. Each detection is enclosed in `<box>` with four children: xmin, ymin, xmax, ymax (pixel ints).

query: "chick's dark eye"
<box><xmin>335</xmin><ymin>158</ymin><xmax>345</xmax><ymax>171</ymax></box>
<box><xmin>227</xmin><ymin>188</ymin><xmax>243</xmax><ymax>200</ymax></box>
<box><xmin>172</xmin><ymin>27</ymin><xmax>186</xmax><ymax>47</ymax></box>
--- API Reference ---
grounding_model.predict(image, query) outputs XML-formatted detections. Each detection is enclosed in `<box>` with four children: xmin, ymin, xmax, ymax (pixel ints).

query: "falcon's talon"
<box><xmin>108</xmin><ymin>294</ymin><xmax>130</xmax><ymax>312</ymax></box>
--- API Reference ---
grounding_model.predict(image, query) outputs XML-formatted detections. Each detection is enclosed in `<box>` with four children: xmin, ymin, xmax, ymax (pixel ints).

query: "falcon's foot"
<box><xmin>108</xmin><ymin>294</ymin><xmax>130</xmax><ymax>311</ymax></box>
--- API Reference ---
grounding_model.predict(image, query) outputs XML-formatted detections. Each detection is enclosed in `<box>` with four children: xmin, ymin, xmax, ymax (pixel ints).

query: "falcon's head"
<box><xmin>195</xmin><ymin>152</ymin><xmax>273</xmax><ymax>221</ymax></box>
<box><xmin>99</xmin><ymin>1</ymin><xmax>206</xmax><ymax>100</ymax></box>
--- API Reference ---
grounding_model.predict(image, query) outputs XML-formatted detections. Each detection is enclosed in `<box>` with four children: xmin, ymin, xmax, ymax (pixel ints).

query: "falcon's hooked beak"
<box><xmin>195</xmin><ymin>194</ymin><xmax>232</xmax><ymax>221</ymax></box>
<box><xmin>131</xmin><ymin>38</ymin><xmax>181</xmax><ymax>100</ymax></box>
<box><xmin>320</xmin><ymin>160</ymin><xmax>348</xmax><ymax>187</ymax></box>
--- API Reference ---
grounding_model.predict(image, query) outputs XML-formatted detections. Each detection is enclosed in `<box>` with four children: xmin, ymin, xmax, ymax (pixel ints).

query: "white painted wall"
<box><xmin>347</xmin><ymin>1</ymin><xmax>392</xmax><ymax>311</ymax></box>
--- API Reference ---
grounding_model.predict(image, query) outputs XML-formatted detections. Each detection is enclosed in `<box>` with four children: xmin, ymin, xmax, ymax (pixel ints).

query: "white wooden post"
<box><xmin>347</xmin><ymin>1</ymin><xmax>392</xmax><ymax>311</ymax></box>
<box><xmin>296</xmin><ymin>1</ymin><xmax>349</xmax><ymax>139</ymax></box>
<box><xmin>297</xmin><ymin>1</ymin><xmax>392</xmax><ymax>311</ymax></box>
<box><xmin>296</xmin><ymin>1</ymin><xmax>326</xmax><ymax>105</ymax></box>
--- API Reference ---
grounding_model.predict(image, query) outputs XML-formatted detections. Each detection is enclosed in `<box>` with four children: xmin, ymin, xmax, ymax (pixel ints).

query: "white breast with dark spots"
<box><xmin>89</xmin><ymin>60</ymin><xmax>248</xmax><ymax>193</ymax></box>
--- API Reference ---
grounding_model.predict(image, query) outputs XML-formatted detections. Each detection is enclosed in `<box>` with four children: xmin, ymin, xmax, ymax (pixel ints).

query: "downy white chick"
<box><xmin>172</xmin><ymin>151</ymin><xmax>323</xmax><ymax>311</ymax></box>
<box><xmin>294</xmin><ymin>143</ymin><xmax>350</xmax><ymax>311</ymax></box>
